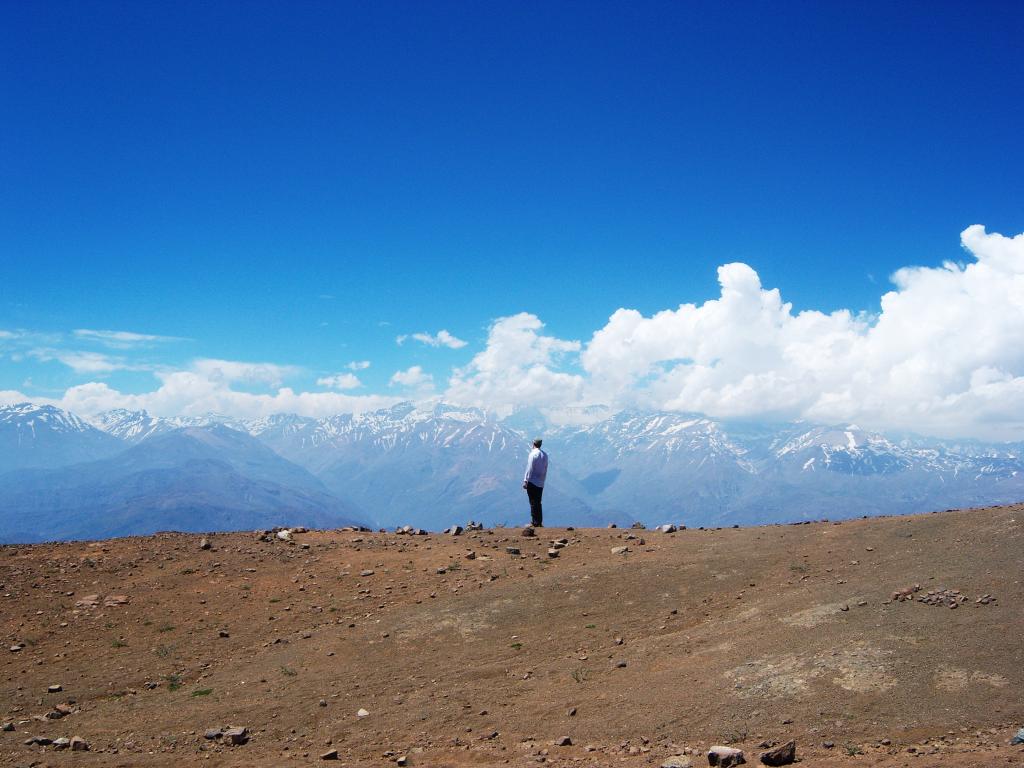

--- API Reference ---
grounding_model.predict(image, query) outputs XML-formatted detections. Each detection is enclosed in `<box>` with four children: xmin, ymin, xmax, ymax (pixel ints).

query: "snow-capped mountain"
<box><xmin>0</xmin><ymin>403</ymin><xmax>123</xmax><ymax>470</ymax></box>
<box><xmin>3</xmin><ymin>400</ymin><xmax>1023</xmax><ymax>541</ymax></box>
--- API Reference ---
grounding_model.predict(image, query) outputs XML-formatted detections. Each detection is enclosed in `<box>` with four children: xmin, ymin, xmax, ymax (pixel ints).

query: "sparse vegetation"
<box><xmin>155</xmin><ymin>643</ymin><xmax>174</xmax><ymax>658</ymax></box>
<box><xmin>191</xmin><ymin>688</ymin><xmax>213</xmax><ymax>697</ymax></box>
<box><xmin>281</xmin><ymin>666</ymin><xmax>298</xmax><ymax>677</ymax></box>
<box><xmin>510</xmin><ymin>642</ymin><xmax>522</xmax><ymax>650</ymax></box>
<box><xmin>163</xmin><ymin>673</ymin><xmax>182</xmax><ymax>692</ymax></box>
<box><xmin>158</xmin><ymin>622</ymin><xmax>175</xmax><ymax>632</ymax></box>
<box><xmin>112</xmin><ymin>639</ymin><xmax>127</xmax><ymax>648</ymax></box>
<box><xmin>571</xmin><ymin>666</ymin><xmax>590</xmax><ymax>684</ymax></box>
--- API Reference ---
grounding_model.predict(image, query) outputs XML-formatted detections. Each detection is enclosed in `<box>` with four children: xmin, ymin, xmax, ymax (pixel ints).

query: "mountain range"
<box><xmin>1</xmin><ymin>401</ymin><xmax>1021</xmax><ymax>542</ymax></box>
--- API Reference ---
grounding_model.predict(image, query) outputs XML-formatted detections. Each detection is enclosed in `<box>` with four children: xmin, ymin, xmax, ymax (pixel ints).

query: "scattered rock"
<box><xmin>75</xmin><ymin>595</ymin><xmax>100</xmax><ymax>608</ymax></box>
<box><xmin>48</xmin><ymin>684</ymin><xmax>62</xmax><ymax>693</ymax></box>
<box><xmin>521</xmin><ymin>526</ymin><xmax>537</xmax><ymax>537</ymax></box>
<box><xmin>759</xmin><ymin>740</ymin><xmax>795</xmax><ymax>766</ymax></box>
<box><xmin>708</xmin><ymin>745</ymin><xmax>746</xmax><ymax>766</ymax></box>
<box><xmin>223</xmin><ymin>726</ymin><xmax>249</xmax><ymax>745</ymax></box>
<box><xmin>506</xmin><ymin>547</ymin><xmax>521</xmax><ymax>556</ymax></box>
<box><xmin>655</xmin><ymin>524</ymin><xmax>678</xmax><ymax>533</ymax></box>
<box><xmin>615</xmin><ymin>660</ymin><xmax>627</xmax><ymax>668</ymax></box>
<box><xmin>356</xmin><ymin>708</ymin><xmax>369</xmax><ymax>717</ymax></box>
<box><xmin>916</xmin><ymin>587</ymin><xmax>968</xmax><ymax>607</ymax></box>
<box><xmin>69</xmin><ymin>735</ymin><xmax>89</xmax><ymax>751</ymax></box>
<box><xmin>276</xmin><ymin>529</ymin><xmax>293</xmax><ymax>541</ymax></box>
<box><xmin>25</xmin><ymin>736</ymin><xmax>52</xmax><ymax>746</ymax></box>
<box><xmin>321</xmin><ymin>748</ymin><xmax>339</xmax><ymax>760</ymax></box>
<box><xmin>218</xmin><ymin>629</ymin><xmax>230</xmax><ymax>638</ymax></box>
<box><xmin>611</xmin><ymin>546</ymin><xmax>630</xmax><ymax>555</ymax></box>
<box><xmin>465</xmin><ymin>550</ymin><xmax>476</xmax><ymax>560</ymax></box>
<box><xmin>446</xmin><ymin>525</ymin><xmax>463</xmax><ymax>536</ymax></box>
<box><xmin>203</xmin><ymin>728</ymin><xmax>223</xmax><ymax>740</ymax></box>
<box><xmin>631</xmin><ymin>521</ymin><xmax>646</xmax><ymax>529</ymax></box>
<box><xmin>2</xmin><ymin>722</ymin><xmax>14</xmax><ymax>731</ymax></box>
<box><xmin>662</xmin><ymin>757</ymin><xmax>693</xmax><ymax>768</ymax></box>
<box><xmin>103</xmin><ymin>594</ymin><xmax>130</xmax><ymax>607</ymax></box>
<box><xmin>547</xmin><ymin>548</ymin><xmax>560</xmax><ymax>558</ymax></box>
<box><xmin>554</xmin><ymin>736</ymin><xmax>572</xmax><ymax>746</ymax></box>
<box><xmin>360</xmin><ymin>569</ymin><xmax>375</xmax><ymax>577</ymax></box>
<box><xmin>1011</xmin><ymin>727</ymin><xmax>1024</xmax><ymax>745</ymax></box>
<box><xmin>52</xmin><ymin>737</ymin><xmax>71</xmax><ymax>750</ymax></box>
<box><xmin>199</xmin><ymin>537</ymin><xmax>211</xmax><ymax>550</ymax></box>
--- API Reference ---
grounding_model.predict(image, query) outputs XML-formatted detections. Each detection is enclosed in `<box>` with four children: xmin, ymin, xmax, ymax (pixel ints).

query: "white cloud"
<box><xmin>191</xmin><ymin>358</ymin><xmax>298</xmax><ymax>387</ymax></box>
<box><xmin>397</xmin><ymin>329</ymin><xmax>467</xmax><ymax>349</ymax></box>
<box><xmin>445</xmin><ymin>312</ymin><xmax>583</xmax><ymax>413</ymax></box>
<box><xmin>28</xmin><ymin>348</ymin><xmax>145</xmax><ymax>375</ymax></box>
<box><xmin>0</xmin><ymin>330</ymin><xmax>17</xmax><ymax>340</ymax></box>
<box><xmin>73</xmin><ymin>328</ymin><xmax>185</xmax><ymax>348</ymax></box>
<box><xmin>347</xmin><ymin>360</ymin><xmax>371</xmax><ymax>371</ymax></box>
<box><xmin>317</xmin><ymin>373</ymin><xmax>362</xmax><ymax>390</ymax></box>
<box><xmin>389</xmin><ymin>365</ymin><xmax>434</xmax><ymax>391</ymax></box>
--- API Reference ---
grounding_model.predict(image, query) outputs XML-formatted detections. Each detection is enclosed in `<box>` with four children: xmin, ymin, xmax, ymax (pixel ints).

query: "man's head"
<box><xmin>533</xmin><ymin>438</ymin><xmax>543</xmax><ymax>449</ymax></box>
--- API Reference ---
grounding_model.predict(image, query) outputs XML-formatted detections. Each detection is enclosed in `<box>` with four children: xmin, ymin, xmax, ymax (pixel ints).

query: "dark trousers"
<box><xmin>526</xmin><ymin>482</ymin><xmax>543</xmax><ymax>527</ymax></box>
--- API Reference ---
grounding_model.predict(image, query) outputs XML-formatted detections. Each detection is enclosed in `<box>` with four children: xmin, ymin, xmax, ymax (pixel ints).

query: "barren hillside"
<box><xmin>3</xmin><ymin>505</ymin><xmax>1023</xmax><ymax>767</ymax></box>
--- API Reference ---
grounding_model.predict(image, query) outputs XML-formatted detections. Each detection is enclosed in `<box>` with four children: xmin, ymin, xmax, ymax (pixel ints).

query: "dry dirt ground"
<box><xmin>2</xmin><ymin>504</ymin><xmax>1024</xmax><ymax>768</ymax></box>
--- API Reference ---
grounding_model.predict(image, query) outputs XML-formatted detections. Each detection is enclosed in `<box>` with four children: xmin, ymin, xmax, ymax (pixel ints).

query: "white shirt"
<box><xmin>523</xmin><ymin>447</ymin><xmax>549</xmax><ymax>487</ymax></box>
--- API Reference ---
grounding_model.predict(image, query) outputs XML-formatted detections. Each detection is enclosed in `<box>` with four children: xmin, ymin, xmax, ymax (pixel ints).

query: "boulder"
<box><xmin>708</xmin><ymin>746</ymin><xmax>745</xmax><ymax>766</ymax></box>
<box><xmin>223</xmin><ymin>726</ymin><xmax>248</xmax><ymax>745</ymax></box>
<box><xmin>760</xmin><ymin>740</ymin><xmax>795</xmax><ymax>766</ymax></box>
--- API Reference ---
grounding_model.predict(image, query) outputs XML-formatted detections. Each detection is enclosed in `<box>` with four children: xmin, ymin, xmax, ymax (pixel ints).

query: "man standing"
<box><xmin>522</xmin><ymin>438</ymin><xmax>548</xmax><ymax>527</ymax></box>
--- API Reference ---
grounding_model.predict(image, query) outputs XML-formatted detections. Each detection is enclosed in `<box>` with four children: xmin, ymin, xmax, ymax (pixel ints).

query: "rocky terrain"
<box><xmin>3</xmin><ymin>503</ymin><xmax>1023</xmax><ymax>767</ymax></box>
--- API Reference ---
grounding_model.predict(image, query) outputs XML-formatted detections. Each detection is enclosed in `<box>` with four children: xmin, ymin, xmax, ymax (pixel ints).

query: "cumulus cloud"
<box><xmin>396</xmin><ymin>329</ymin><xmax>467</xmax><ymax>349</ymax></box>
<box><xmin>73</xmin><ymin>328</ymin><xmax>186</xmax><ymax>348</ymax></box>
<box><xmin>317</xmin><ymin>373</ymin><xmax>362</xmax><ymax>390</ymax></box>
<box><xmin>0</xmin><ymin>330</ymin><xmax>17</xmax><ymax>340</ymax></box>
<box><xmin>347</xmin><ymin>360</ymin><xmax>371</xmax><ymax>371</ymax></box>
<box><xmin>445</xmin><ymin>312</ymin><xmax>583</xmax><ymax>413</ymax></box>
<box><xmin>443</xmin><ymin>225</ymin><xmax>1024</xmax><ymax>439</ymax></box>
<box><xmin>389</xmin><ymin>365</ymin><xmax>434</xmax><ymax>391</ymax></box>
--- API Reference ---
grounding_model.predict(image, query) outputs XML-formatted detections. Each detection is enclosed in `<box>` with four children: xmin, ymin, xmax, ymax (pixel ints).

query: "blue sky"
<box><xmin>2</xmin><ymin>1</ymin><xmax>1023</xmax><ymax>437</ymax></box>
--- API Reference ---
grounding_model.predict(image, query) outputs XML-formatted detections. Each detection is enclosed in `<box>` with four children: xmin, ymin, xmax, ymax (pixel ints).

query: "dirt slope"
<box><xmin>3</xmin><ymin>504</ymin><xmax>1024</xmax><ymax>767</ymax></box>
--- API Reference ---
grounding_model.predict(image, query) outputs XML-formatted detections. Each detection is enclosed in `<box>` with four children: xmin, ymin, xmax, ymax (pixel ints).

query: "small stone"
<box><xmin>203</xmin><ymin>728</ymin><xmax>223</xmax><ymax>740</ymax></box>
<box><xmin>223</xmin><ymin>726</ymin><xmax>248</xmax><ymax>745</ymax></box>
<box><xmin>615</xmin><ymin>660</ymin><xmax>627</xmax><ymax>668</ymax></box>
<box><xmin>319</xmin><ymin>699</ymin><xmax>327</xmax><ymax>707</ymax></box>
<box><xmin>522</xmin><ymin>526</ymin><xmax>537</xmax><ymax>537</ymax></box>
<box><xmin>568</xmin><ymin>707</ymin><xmax>577</xmax><ymax>716</ymax></box>
<box><xmin>199</xmin><ymin>537</ymin><xmax>211</xmax><ymax>550</ymax></box>
<box><xmin>465</xmin><ymin>550</ymin><xmax>476</xmax><ymax>560</ymax></box>
<box><xmin>396</xmin><ymin>756</ymin><xmax>408</xmax><ymax>766</ymax></box>
<box><xmin>554</xmin><ymin>736</ymin><xmax>572</xmax><ymax>746</ymax></box>
<box><xmin>356</xmin><ymin>708</ymin><xmax>369</xmax><ymax>717</ymax></box>
<box><xmin>707</xmin><ymin>745</ymin><xmax>745</xmax><ymax>767</ymax></box>
<box><xmin>655</xmin><ymin>524</ymin><xmax>678</xmax><ymax>533</ymax></box>
<box><xmin>1</xmin><ymin>722</ymin><xmax>14</xmax><ymax>731</ymax></box>
<box><xmin>276</xmin><ymin>529</ymin><xmax>292</xmax><ymax>541</ymax></box>
<box><xmin>69</xmin><ymin>736</ymin><xmax>89</xmax><ymax>751</ymax></box>
<box><xmin>320</xmin><ymin>749</ymin><xmax>339</xmax><ymax>760</ymax></box>
<box><xmin>1010</xmin><ymin>727</ymin><xmax>1024</xmax><ymax>745</ymax></box>
<box><xmin>446</xmin><ymin>525</ymin><xmax>463</xmax><ymax>536</ymax></box>
<box><xmin>506</xmin><ymin>547</ymin><xmax>521</xmax><ymax>555</ymax></box>
<box><xmin>662</xmin><ymin>757</ymin><xmax>693</xmax><ymax>768</ymax></box>
<box><xmin>611</xmin><ymin>546</ymin><xmax>629</xmax><ymax>555</ymax></box>
<box><xmin>8</xmin><ymin>645</ymin><xmax>21</xmax><ymax>652</ymax></box>
<box><xmin>360</xmin><ymin>569</ymin><xmax>374</xmax><ymax>576</ymax></box>
<box><xmin>103</xmin><ymin>594</ymin><xmax>130</xmax><ymax>607</ymax></box>
<box><xmin>219</xmin><ymin>629</ymin><xmax>230</xmax><ymax>638</ymax></box>
<box><xmin>547</xmin><ymin>548</ymin><xmax>560</xmax><ymax>558</ymax></box>
<box><xmin>822</xmin><ymin>741</ymin><xmax>834</xmax><ymax>749</ymax></box>
<box><xmin>52</xmin><ymin>737</ymin><xmax>71</xmax><ymax>750</ymax></box>
<box><xmin>760</xmin><ymin>740</ymin><xmax>795</xmax><ymax>766</ymax></box>
<box><xmin>48</xmin><ymin>684</ymin><xmax>63</xmax><ymax>693</ymax></box>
